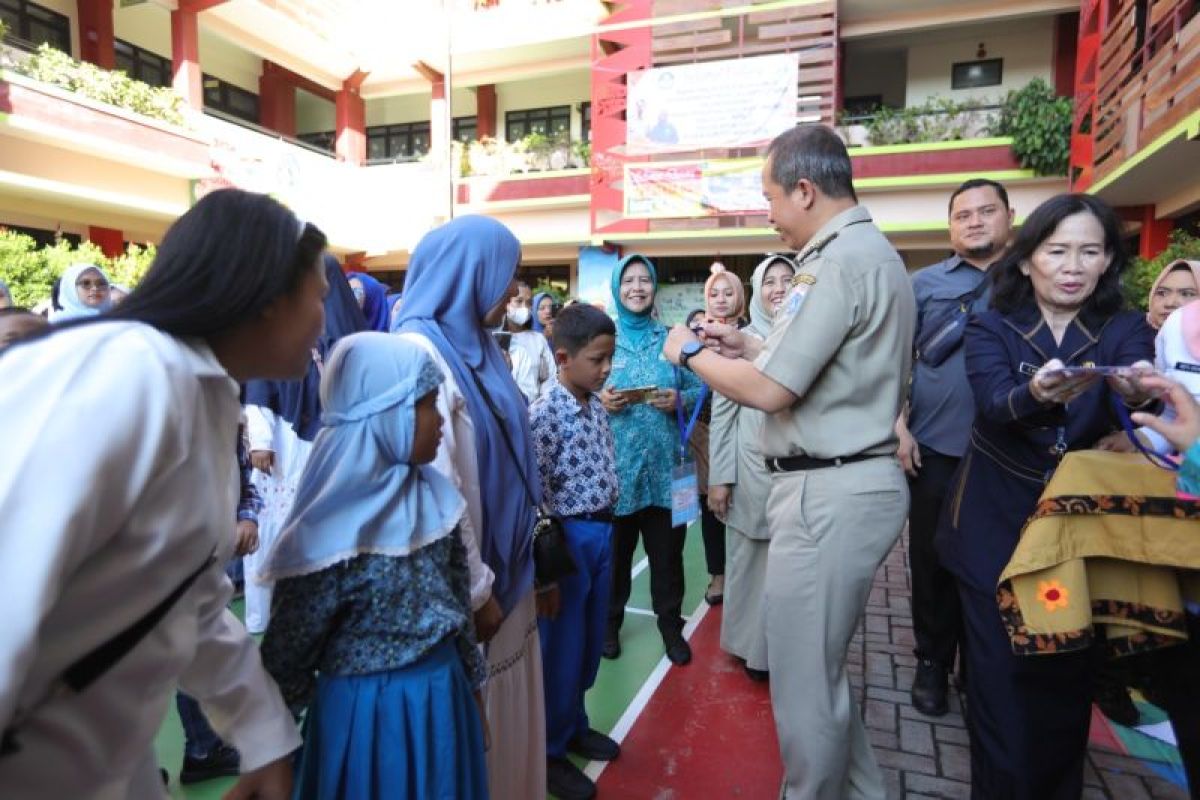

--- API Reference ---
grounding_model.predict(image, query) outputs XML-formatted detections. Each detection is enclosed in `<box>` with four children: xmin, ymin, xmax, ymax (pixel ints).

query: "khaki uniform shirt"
<box><xmin>755</xmin><ymin>205</ymin><xmax>916</xmax><ymax>460</ymax></box>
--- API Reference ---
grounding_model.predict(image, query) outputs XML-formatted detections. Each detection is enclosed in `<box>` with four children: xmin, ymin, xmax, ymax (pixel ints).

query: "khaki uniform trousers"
<box><xmin>765</xmin><ymin>456</ymin><xmax>908</xmax><ymax>800</ymax></box>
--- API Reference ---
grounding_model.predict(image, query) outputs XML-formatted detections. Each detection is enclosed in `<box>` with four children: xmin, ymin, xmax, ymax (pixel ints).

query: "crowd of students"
<box><xmin>1</xmin><ymin>122</ymin><xmax>1199</xmax><ymax>800</ymax></box>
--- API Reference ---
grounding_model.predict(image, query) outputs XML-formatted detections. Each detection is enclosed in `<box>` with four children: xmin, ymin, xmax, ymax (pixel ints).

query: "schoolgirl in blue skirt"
<box><xmin>259</xmin><ymin>332</ymin><xmax>489</xmax><ymax>799</ymax></box>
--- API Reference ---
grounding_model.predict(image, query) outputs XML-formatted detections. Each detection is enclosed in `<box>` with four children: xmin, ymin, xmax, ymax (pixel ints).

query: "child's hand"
<box><xmin>536</xmin><ymin>585</ymin><xmax>561</xmax><ymax>620</ymax></box>
<box><xmin>250</xmin><ymin>450</ymin><xmax>275</xmax><ymax>475</ymax></box>
<box><xmin>234</xmin><ymin>520</ymin><xmax>259</xmax><ymax>556</ymax></box>
<box><xmin>473</xmin><ymin>596</ymin><xmax>504</xmax><ymax>644</ymax></box>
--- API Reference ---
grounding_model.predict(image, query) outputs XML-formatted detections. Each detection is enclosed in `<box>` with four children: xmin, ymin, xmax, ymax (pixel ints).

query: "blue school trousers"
<box><xmin>538</xmin><ymin>516</ymin><xmax>613</xmax><ymax>758</ymax></box>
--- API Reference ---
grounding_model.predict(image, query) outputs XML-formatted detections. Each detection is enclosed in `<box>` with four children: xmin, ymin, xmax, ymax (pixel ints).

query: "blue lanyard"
<box><xmin>674</xmin><ymin>369</ymin><xmax>709</xmax><ymax>463</ymax></box>
<box><xmin>1111</xmin><ymin>394</ymin><xmax>1179</xmax><ymax>472</ymax></box>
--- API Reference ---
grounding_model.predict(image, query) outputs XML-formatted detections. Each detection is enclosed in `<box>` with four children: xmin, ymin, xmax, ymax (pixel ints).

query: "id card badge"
<box><xmin>671</xmin><ymin>461</ymin><xmax>700</xmax><ymax>528</ymax></box>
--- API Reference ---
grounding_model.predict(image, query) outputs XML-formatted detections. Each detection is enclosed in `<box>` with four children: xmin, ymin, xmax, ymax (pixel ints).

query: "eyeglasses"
<box><xmin>76</xmin><ymin>278</ymin><xmax>110</xmax><ymax>291</ymax></box>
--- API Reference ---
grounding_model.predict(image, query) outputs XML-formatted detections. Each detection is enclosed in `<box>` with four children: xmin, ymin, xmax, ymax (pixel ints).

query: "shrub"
<box><xmin>1125</xmin><ymin>230</ymin><xmax>1200</xmax><ymax>310</ymax></box>
<box><xmin>992</xmin><ymin>78</ymin><xmax>1072</xmax><ymax>176</ymax></box>
<box><xmin>0</xmin><ymin>231</ymin><xmax>156</xmax><ymax>308</ymax></box>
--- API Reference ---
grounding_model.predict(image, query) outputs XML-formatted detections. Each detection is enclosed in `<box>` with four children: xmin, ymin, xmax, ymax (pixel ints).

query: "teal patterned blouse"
<box><xmin>260</xmin><ymin>533</ymin><xmax>485</xmax><ymax>715</ymax></box>
<box><xmin>606</xmin><ymin>323</ymin><xmax>703</xmax><ymax>516</ymax></box>
<box><xmin>1180</xmin><ymin>440</ymin><xmax>1200</xmax><ymax>496</ymax></box>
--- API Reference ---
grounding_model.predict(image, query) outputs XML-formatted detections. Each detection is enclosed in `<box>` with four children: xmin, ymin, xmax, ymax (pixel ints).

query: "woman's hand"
<box><xmin>1107</xmin><ymin>361</ymin><xmax>1156</xmax><ymax>407</ymax></box>
<box><xmin>600</xmin><ymin>386</ymin><xmax>628</xmax><ymax>414</ymax></box>
<box><xmin>1093</xmin><ymin>431</ymin><xmax>1137</xmax><ymax>452</ymax></box>
<box><xmin>1132</xmin><ymin>374</ymin><xmax>1200</xmax><ymax>454</ymax></box>
<box><xmin>1030</xmin><ymin>359</ymin><xmax>1100</xmax><ymax>405</ymax></box>
<box><xmin>250</xmin><ymin>450</ymin><xmax>275</xmax><ymax>475</ymax></box>
<box><xmin>708</xmin><ymin>485</ymin><xmax>732</xmax><ymax>520</ymax></box>
<box><xmin>648</xmin><ymin>387</ymin><xmax>677</xmax><ymax>413</ymax></box>
<box><xmin>535</xmin><ymin>585</ymin><xmax>561</xmax><ymax>620</ymax></box>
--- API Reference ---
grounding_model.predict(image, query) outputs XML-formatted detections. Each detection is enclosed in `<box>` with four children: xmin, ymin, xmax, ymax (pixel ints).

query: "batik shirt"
<box><xmin>236</xmin><ymin>425</ymin><xmax>262</xmax><ymax>524</ymax></box>
<box><xmin>530</xmin><ymin>382</ymin><xmax>618</xmax><ymax>517</ymax></box>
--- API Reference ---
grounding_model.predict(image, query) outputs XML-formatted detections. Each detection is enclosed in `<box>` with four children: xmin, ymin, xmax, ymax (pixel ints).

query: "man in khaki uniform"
<box><xmin>665</xmin><ymin>125</ymin><xmax>915</xmax><ymax>799</ymax></box>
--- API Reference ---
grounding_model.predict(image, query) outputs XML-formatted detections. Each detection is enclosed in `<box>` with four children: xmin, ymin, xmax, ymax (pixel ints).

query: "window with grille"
<box><xmin>454</xmin><ymin>115</ymin><xmax>478</xmax><ymax>143</ymax></box>
<box><xmin>366</xmin><ymin>121</ymin><xmax>431</xmax><ymax>161</ymax></box>
<box><xmin>581</xmin><ymin>102</ymin><xmax>591</xmax><ymax>142</ymax></box>
<box><xmin>203</xmin><ymin>75</ymin><xmax>260</xmax><ymax>124</ymax></box>
<box><xmin>505</xmin><ymin>105</ymin><xmax>570</xmax><ymax>142</ymax></box>
<box><xmin>0</xmin><ymin>0</ymin><xmax>69</xmax><ymax>53</ymax></box>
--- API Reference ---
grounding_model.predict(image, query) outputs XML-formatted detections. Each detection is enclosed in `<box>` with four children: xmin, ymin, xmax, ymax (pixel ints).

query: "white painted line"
<box><xmin>623</xmin><ymin>606</ymin><xmax>656</xmax><ymax>617</ymax></box>
<box><xmin>583</xmin><ymin>598</ymin><xmax>711</xmax><ymax>783</ymax></box>
<box><xmin>630</xmin><ymin>556</ymin><xmax>649</xmax><ymax>580</ymax></box>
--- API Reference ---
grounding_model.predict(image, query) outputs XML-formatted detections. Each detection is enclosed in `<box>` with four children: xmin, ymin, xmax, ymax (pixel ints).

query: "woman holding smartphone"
<box><xmin>600</xmin><ymin>254</ymin><xmax>703</xmax><ymax>666</ymax></box>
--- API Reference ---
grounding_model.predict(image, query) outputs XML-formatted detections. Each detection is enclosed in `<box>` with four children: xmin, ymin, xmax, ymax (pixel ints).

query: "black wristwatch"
<box><xmin>679</xmin><ymin>339</ymin><xmax>704</xmax><ymax>371</ymax></box>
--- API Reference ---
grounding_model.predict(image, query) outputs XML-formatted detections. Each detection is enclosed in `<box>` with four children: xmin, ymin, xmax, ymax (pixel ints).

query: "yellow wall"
<box><xmin>905</xmin><ymin>18</ymin><xmax>1053</xmax><ymax>106</ymax></box>
<box><xmin>112</xmin><ymin>4</ymin><xmax>263</xmax><ymax>95</ymax></box>
<box><xmin>296</xmin><ymin>89</ymin><xmax>336</xmax><ymax>134</ymax></box>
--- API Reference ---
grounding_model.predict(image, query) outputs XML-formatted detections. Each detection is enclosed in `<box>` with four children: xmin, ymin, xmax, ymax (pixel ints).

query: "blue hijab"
<box><xmin>258</xmin><ymin>334</ymin><xmax>466</xmax><ymax>582</ymax></box>
<box><xmin>347</xmin><ymin>271</ymin><xmax>390</xmax><ymax>332</ymax></box>
<box><xmin>532</xmin><ymin>291</ymin><xmax>552</xmax><ymax>333</ymax></box>
<box><xmin>51</xmin><ymin>263</ymin><xmax>113</xmax><ymax>322</ymax></box>
<box><xmin>396</xmin><ymin>215</ymin><xmax>538</xmax><ymax>614</ymax></box>
<box><xmin>386</xmin><ymin>293</ymin><xmax>404</xmax><ymax>332</ymax></box>
<box><xmin>611</xmin><ymin>253</ymin><xmax>660</xmax><ymax>348</ymax></box>
<box><xmin>243</xmin><ymin>254</ymin><xmax>367</xmax><ymax>441</ymax></box>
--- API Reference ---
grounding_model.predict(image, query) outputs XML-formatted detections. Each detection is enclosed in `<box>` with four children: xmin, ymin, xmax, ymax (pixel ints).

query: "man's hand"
<box><xmin>708</xmin><ymin>485</ymin><xmax>732</xmax><ymax>520</ymax></box>
<box><xmin>663</xmin><ymin>324</ymin><xmax>699</xmax><ymax>365</ymax></box>
<box><xmin>473</xmin><ymin>595</ymin><xmax>504</xmax><ymax>643</ymax></box>
<box><xmin>222</xmin><ymin>755</ymin><xmax>293</xmax><ymax>800</ymax></box>
<box><xmin>234</xmin><ymin>520</ymin><xmax>260</xmax><ymax>557</ymax></box>
<box><xmin>250</xmin><ymin>450</ymin><xmax>275</xmax><ymax>476</ymax></box>
<box><xmin>535</xmin><ymin>585</ymin><xmax>561</xmax><ymax>620</ymax></box>
<box><xmin>1132</xmin><ymin>374</ymin><xmax>1200</xmax><ymax>454</ymax></box>
<box><xmin>895</xmin><ymin>416</ymin><xmax>922</xmax><ymax>478</ymax></box>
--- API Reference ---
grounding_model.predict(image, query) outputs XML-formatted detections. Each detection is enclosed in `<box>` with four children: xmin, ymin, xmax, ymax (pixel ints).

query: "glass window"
<box><xmin>0</xmin><ymin>0</ymin><xmax>69</xmax><ymax>52</ymax></box>
<box><xmin>505</xmin><ymin>105</ymin><xmax>571</xmax><ymax>142</ymax></box>
<box><xmin>114</xmin><ymin>39</ymin><xmax>172</xmax><ymax>88</ymax></box>
<box><xmin>202</xmin><ymin>74</ymin><xmax>260</xmax><ymax>124</ymax></box>
<box><xmin>365</xmin><ymin>121</ymin><xmax>432</xmax><ymax>161</ymax></box>
<box><xmin>581</xmin><ymin>102</ymin><xmax>591</xmax><ymax>141</ymax></box>
<box><xmin>454</xmin><ymin>115</ymin><xmax>477</xmax><ymax>142</ymax></box>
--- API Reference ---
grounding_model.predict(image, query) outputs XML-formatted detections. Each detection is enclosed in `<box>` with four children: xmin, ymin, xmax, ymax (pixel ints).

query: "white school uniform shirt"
<box><xmin>0</xmin><ymin>322</ymin><xmax>300</xmax><ymax>799</ymax></box>
<box><xmin>1144</xmin><ymin>308</ymin><xmax>1200</xmax><ymax>454</ymax></box>
<box><xmin>508</xmin><ymin>329</ymin><xmax>555</xmax><ymax>406</ymax></box>
<box><xmin>398</xmin><ymin>332</ymin><xmax>496</xmax><ymax>609</ymax></box>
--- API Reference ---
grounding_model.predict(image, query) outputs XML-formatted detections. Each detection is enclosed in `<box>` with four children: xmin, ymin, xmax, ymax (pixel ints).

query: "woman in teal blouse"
<box><xmin>600</xmin><ymin>254</ymin><xmax>703</xmax><ymax>666</ymax></box>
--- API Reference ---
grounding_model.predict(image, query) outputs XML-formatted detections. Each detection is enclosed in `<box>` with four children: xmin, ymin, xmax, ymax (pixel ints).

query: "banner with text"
<box><xmin>624</xmin><ymin>158</ymin><xmax>767</xmax><ymax>219</ymax></box>
<box><xmin>626</xmin><ymin>53</ymin><xmax>798</xmax><ymax>154</ymax></box>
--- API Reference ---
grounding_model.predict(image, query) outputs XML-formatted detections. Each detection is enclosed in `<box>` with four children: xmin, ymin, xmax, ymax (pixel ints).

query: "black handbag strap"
<box><xmin>468</xmin><ymin>371</ymin><xmax>540</xmax><ymax>512</ymax></box>
<box><xmin>915</xmin><ymin>272</ymin><xmax>992</xmax><ymax>354</ymax></box>
<box><xmin>958</xmin><ymin>272</ymin><xmax>992</xmax><ymax>308</ymax></box>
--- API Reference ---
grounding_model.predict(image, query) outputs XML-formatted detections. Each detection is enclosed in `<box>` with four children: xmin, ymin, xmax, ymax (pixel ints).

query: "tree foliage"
<box><xmin>0</xmin><ymin>229</ymin><xmax>155</xmax><ymax>308</ymax></box>
<box><xmin>992</xmin><ymin>78</ymin><xmax>1073</xmax><ymax>176</ymax></box>
<box><xmin>1125</xmin><ymin>229</ymin><xmax>1200</xmax><ymax>311</ymax></box>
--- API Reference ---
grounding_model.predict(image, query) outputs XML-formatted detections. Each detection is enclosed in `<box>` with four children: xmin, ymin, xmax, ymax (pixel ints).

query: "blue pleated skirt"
<box><xmin>294</xmin><ymin>638</ymin><xmax>489</xmax><ymax>800</ymax></box>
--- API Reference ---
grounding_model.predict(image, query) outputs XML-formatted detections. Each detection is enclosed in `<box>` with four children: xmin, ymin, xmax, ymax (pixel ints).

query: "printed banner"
<box><xmin>623</xmin><ymin>158</ymin><xmax>767</xmax><ymax>219</ymax></box>
<box><xmin>626</xmin><ymin>53</ymin><xmax>798</xmax><ymax>154</ymax></box>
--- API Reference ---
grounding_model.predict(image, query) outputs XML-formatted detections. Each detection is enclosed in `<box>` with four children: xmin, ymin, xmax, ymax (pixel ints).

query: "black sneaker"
<box><xmin>910</xmin><ymin>659</ymin><xmax>949</xmax><ymax>717</ymax></box>
<box><xmin>568</xmin><ymin>728</ymin><xmax>620</xmax><ymax>761</ymax></box>
<box><xmin>547</xmin><ymin>756</ymin><xmax>596</xmax><ymax>800</ymax></box>
<box><xmin>180</xmin><ymin>744</ymin><xmax>240</xmax><ymax>785</ymax></box>
<box><xmin>602</xmin><ymin>632</ymin><xmax>621</xmax><ymax>660</ymax></box>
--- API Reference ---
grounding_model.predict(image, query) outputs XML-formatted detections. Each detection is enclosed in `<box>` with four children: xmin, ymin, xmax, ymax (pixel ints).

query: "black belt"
<box><xmin>765</xmin><ymin>453</ymin><xmax>883</xmax><ymax>473</ymax></box>
<box><xmin>568</xmin><ymin>510</ymin><xmax>614</xmax><ymax>522</ymax></box>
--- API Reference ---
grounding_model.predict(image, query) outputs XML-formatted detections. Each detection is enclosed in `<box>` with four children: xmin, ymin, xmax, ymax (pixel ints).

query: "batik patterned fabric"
<box><xmin>530</xmin><ymin>382</ymin><xmax>618</xmax><ymax>517</ymax></box>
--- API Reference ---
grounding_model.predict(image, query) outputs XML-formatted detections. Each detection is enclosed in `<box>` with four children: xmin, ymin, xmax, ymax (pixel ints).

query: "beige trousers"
<box><xmin>764</xmin><ymin>458</ymin><xmax>908</xmax><ymax>800</ymax></box>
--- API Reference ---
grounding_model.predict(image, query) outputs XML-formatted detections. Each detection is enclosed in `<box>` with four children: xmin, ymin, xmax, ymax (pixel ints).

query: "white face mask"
<box><xmin>507</xmin><ymin>306</ymin><xmax>531</xmax><ymax>326</ymax></box>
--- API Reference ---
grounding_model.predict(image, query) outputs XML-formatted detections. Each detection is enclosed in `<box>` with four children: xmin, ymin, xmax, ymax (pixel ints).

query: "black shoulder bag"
<box><xmin>914</xmin><ymin>275</ymin><xmax>991</xmax><ymax>368</ymax></box>
<box><xmin>468</xmin><ymin>373</ymin><xmax>577</xmax><ymax>587</ymax></box>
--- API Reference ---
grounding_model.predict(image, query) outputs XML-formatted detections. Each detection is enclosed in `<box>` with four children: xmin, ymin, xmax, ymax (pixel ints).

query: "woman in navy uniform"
<box><xmin>935</xmin><ymin>194</ymin><xmax>1157</xmax><ymax>799</ymax></box>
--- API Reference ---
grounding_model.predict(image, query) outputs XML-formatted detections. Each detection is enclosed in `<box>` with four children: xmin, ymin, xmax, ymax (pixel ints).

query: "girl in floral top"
<box><xmin>259</xmin><ymin>333</ymin><xmax>488</xmax><ymax>800</ymax></box>
<box><xmin>599</xmin><ymin>254</ymin><xmax>703</xmax><ymax>666</ymax></box>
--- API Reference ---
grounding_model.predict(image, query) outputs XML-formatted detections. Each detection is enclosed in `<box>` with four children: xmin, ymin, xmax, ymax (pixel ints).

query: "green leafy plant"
<box><xmin>9</xmin><ymin>44</ymin><xmax>185</xmax><ymax>127</ymax></box>
<box><xmin>531</xmin><ymin>278</ymin><xmax>569</xmax><ymax>305</ymax></box>
<box><xmin>0</xmin><ymin>229</ymin><xmax>156</xmax><ymax>308</ymax></box>
<box><xmin>1125</xmin><ymin>229</ymin><xmax>1200</xmax><ymax>310</ymax></box>
<box><xmin>862</xmin><ymin>96</ymin><xmax>994</xmax><ymax>146</ymax></box>
<box><xmin>571</xmin><ymin>139</ymin><xmax>592</xmax><ymax>168</ymax></box>
<box><xmin>991</xmin><ymin>78</ymin><xmax>1072</xmax><ymax>176</ymax></box>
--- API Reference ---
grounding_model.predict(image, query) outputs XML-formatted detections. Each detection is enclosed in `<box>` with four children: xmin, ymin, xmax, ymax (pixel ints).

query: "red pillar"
<box><xmin>77</xmin><ymin>0</ymin><xmax>115</xmax><ymax>69</ymax></box>
<box><xmin>87</xmin><ymin>226</ymin><xmax>124</xmax><ymax>258</ymax></box>
<box><xmin>171</xmin><ymin>7</ymin><xmax>202</xmax><ymax>110</ymax></box>
<box><xmin>259</xmin><ymin>62</ymin><xmax>297</xmax><ymax>136</ymax></box>
<box><xmin>1140</xmin><ymin>207</ymin><xmax>1173</xmax><ymax>260</ymax></box>
<box><xmin>476</xmin><ymin>84</ymin><xmax>497</xmax><ymax>139</ymax></box>
<box><xmin>1052</xmin><ymin>12</ymin><xmax>1080</xmax><ymax>98</ymax></box>
<box><xmin>335</xmin><ymin>70</ymin><xmax>367</xmax><ymax>165</ymax></box>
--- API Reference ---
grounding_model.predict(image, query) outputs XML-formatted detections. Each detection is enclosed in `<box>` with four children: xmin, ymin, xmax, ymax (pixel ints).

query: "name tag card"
<box><xmin>671</xmin><ymin>462</ymin><xmax>700</xmax><ymax>528</ymax></box>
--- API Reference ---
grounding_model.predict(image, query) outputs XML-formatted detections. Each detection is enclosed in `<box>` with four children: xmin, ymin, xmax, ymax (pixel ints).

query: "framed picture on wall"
<box><xmin>951</xmin><ymin>59</ymin><xmax>1003</xmax><ymax>89</ymax></box>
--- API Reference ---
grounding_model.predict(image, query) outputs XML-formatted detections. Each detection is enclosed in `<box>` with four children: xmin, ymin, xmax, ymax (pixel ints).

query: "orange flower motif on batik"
<box><xmin>1037</xmin><ymin>580</ymin><xmax>1070</xmax><ymax>612</ymax></box>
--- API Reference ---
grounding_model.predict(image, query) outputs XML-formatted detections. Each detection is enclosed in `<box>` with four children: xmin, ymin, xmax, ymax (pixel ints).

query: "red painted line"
<box><xmin>595</xmin><ymin>606</ymin><xmax>783</xmax><ymax>798</ymax></box>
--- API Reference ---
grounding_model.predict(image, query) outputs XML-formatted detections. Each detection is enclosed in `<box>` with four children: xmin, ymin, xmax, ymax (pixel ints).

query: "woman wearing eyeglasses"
<box><xmin>50</xmin><ymin>263</ymin><xmax>112</xmax><ymax>322</ymax></box>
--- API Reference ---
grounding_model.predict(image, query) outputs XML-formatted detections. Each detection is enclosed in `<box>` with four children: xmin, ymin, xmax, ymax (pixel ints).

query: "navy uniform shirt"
<box><xmin>907</xmin><ymin>254</ymin><xmax>992</xmax><ymax>458</ymax></box>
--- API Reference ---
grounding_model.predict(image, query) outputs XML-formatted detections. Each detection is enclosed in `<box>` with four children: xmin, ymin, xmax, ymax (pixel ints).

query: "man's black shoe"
<box><xmin>568</xmin><ymin>728</ymin><xmax>620</xmax><ymax>761</ymax></box>
<box><xmin>602</xmin><ymin>633</ymin><xmax>621</xmax><ymax>660</ymax></box>
<box><xmin>910</xmin><ymin>659</ymin><xmax>949</xmax><ymax>717</ymax></box>
<box><xmin>180</xmin><ymin>744</ymin><xmax>240</xmax><ymax>784</ymax></box>
<box><xmin>665</xmin><ymin>635</ymin><xmax>692</xmax><ymax>666</ymax></box>
<box><xmin>547</xmin><ymin>756</ymin><xmax>596</xmax><ymax>800</ymax></box>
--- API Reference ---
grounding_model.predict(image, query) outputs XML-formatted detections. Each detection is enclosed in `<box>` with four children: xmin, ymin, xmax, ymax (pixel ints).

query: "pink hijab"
<box><xmin>703</xmin><ymin>263</ymin><xmax>746</xmax><ymax>324</ymax></box>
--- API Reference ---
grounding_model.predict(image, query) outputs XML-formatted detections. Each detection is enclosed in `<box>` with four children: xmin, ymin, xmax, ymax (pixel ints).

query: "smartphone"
<box><xmin>491</xmin><ymin>331</ymin><xmax>512</xmax><ymax>350</ymax></box>
<box><xmin>1041</xmin><ymin>365</ymin><xmax>1155</xmax><ymax>380</ymax></box>
<box><xmin>619</xmin><ymin>385</ymin><xmax>658</xmax><ymax>404</ymax></box>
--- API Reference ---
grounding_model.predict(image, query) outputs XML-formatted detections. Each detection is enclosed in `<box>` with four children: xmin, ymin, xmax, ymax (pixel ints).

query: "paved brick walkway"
<box><xmin>852</xmin><ymin>533</ymin><xmax>1190</xmax><ymax>799</ymax></box>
